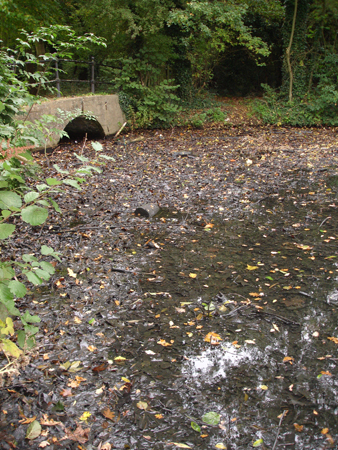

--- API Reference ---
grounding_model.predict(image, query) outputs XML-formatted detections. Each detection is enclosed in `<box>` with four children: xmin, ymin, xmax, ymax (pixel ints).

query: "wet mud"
<box><xmin>1</xmin><ymin>125</ymin><xmax>338</xmax><ymax>449</ymax></box>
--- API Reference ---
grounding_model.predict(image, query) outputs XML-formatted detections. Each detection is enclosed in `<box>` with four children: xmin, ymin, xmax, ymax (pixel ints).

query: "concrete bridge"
<box><xmin>26</xmin><ymin>94</ymin><xmax>125</xmax><ymax>148</ymax></box>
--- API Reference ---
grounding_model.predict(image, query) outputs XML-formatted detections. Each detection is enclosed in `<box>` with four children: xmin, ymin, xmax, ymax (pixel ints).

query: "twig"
<box><xmin>80</xmin><ymin>133</ymin><xmax>87</xmax><ymax>156</ymax></box>
<box><xmin>115</xmin><ymin>122</ymin><xmax>127</xmax><ymax>139</ymax></box>
<box><xmin>319</xmin><ymin>216</ymin><xmax>331</xmax><ymax>228</ymax></box>
<box><xmin>262</xmin><ymin>310</ymin><xmax>300</xmax><ymax>326</ymax></box>
<box><xmin>272</xmin><ymin>410</ymin><xmax>287</xmax><ymax>450</ymax></box>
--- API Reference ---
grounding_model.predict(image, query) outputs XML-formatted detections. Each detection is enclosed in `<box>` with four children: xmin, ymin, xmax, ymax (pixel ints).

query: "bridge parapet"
<box><xmin>26</xmin><ymin>94</ymin><xmax>125</xmax><ymax>149</ymax></box>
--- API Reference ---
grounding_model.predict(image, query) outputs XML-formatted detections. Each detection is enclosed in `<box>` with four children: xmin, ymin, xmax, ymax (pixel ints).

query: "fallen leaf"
<box><xmin>100</xmin><ymin>443</ymin><xmax>112</xmax><ymax>450</ymax></box>
<box><xmin>39</xmin><ymin>441</ymin><xmax>50</xmax><ymax>448</ymax></box>
<box><xmin>67</xmin><ymin>268</ymin><xmax>77</xmax><ymax>278</ymax></box>
<box><xmin>157</xmin><ymin>339</ymin><xmax>172</xmax><ymax>347</ymax></box>
<box><xmin>60</xmin><ymin>388</ymin><xmax>72</xmax><ymax>397</ymax></box>
<box><xmin>321</xmin><ymin>428</ymin><xmax>329</xmax><ymax>435</ymax></box>
<box><xmin>155</xmin><ymin>414</ymin><xmax>163</xmax><ymax>419</ymax></box>
<box><xmin>169</xmin><ymin>443</ymin><xmax>191</xmax><ymax>449</ymax></box>
<box><xmin>204</xmin><ymin>332</ymin><xmax>222</xmax><ymax>345</ymax></box>
<box><xmin>327</xmin><ymin>336</ymin><xmax>338</xmax><ymax>344</ymax></box>
<box><xmin>79</xmin><ymin>412</ymin><xmax>91</xmax><ymax>422</ymax></box>
<box><xmin>26</xmin><ymin>420</ymin><xmax>42</xmax><ymax>440</ymax></box>
<box><xmin>294</xmin><ymin>423</ymin><xmax>304</xmax><ymax>432</ymax></box>
<box><xmin>40</xmin><ymin>414</ymin><xmax>62</xmax><ymax>426</ymax></box>
<box><xmin>259</xmin><ymin>385</ymin><xmax>268</xmax><ymax>390</ymax></box>
<box><xmin>102</xmin><ymin>408</ymin><xmax>115</xmax><ymax>420</ymax></box>
<box><xmin>189</xmin><ymin>273</ymin><xmax>197</xmax><ymax>278</ymax></box>
<box><xmin>92</xmin><ymin>363</ymin><xmax>107</xmax><ymax>372</ymax></box>
<box><xmin>215</xmin><ymin>443</ymin><xmax>227</xmax><ymax>449</ymax></box>
<box><xmin>283</xmin><ymin>356</ymin><xmax>294</xmax><ymax>364</ymax></box>
<box><xmin>136</xmin><ymin>401</ymin><xmax>148</xmax><ymax>410</ymax></box>
<box><xmin>87</xmin><ymin>345</ymin><xmax>97</xmax><ymax>352</ymax></box>
<box><xmin>247</xmin><ymin>265</ymin><xmax>258</xmax><ymax>270</ymax></box>
<box><xmin>60</xmin><ymin>424</ymin><xmax>90</xmax><ymax>444</ymax></box>
<box><xmin>19</xmin><ymin>416</ymin><xmax>36</xmax><ymax>424</ymax></box>
<box><xmin>245</xmin><ymin>340</ymin><xmax>256</xmax><ymax>344</ymax></box>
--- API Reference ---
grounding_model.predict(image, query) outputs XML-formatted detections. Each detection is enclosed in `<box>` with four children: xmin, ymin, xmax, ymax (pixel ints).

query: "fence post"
<box><xmin>55</xmin><ymin>59</ymin><xmax>61</xmax><ymax>97</ymax></box>
<box><xmin>91</xmin><ymin>56</ymin><xmax>95</xmax><ymax>94</ymax></box>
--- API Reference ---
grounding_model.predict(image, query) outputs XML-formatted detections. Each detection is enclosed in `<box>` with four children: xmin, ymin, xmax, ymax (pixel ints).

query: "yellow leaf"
<box><xmin>157</xmin><ymin>339</ymin><xmax>172</xmax><ymax>347</ymax></box>
<box><xmin>283</xmin><ymin>356</ymin><xmax>294</xmax><ymax>364</ymax></box>
<box><xmin>204</xmin><ymin>223</ymin><xmax>214</xmax><ymax>229</ymax></box>
<box><xmin>74</xmin><ymin>317</ymin><xmax>82</xmax><ymax>324</ymax></box>
<box><xmin>321</xmin><ymin>428</ymin><xmax>329</xmax><ymax>435</ymax></box>
<box><xmin>121</xmin><ymin>377</ymin><xmax>130</xmax><ymax>383</ymax></box>
<box><xmin>0</xmin><ymin>339</ymin><xmax>22</xmax><ymax>358</ymax></box>
<box><xmin>137</xmin><ymin>401</ymin><xmax>148</xmax><ymax>410</ymax></box>
<box><xmin>259</xmin><ymin>385</ymin><xmax>268</xmax><ymax>390</ymax></box>
<box><xmin>79</xmin><ymin>412</ymin><xmax>91</xmax><ymax>421</ymax></box>
<box><xmin>169</xmin><ymin>444</ymin><xmax>191</xmax><ymax>449</ymax></box>
<box><xmin>87</xmin><ymin>345</ymin><xmax>97</xmax><ymax>352</ymax></box>
<box><xmin>155</xmin><ymin>414</ymin><xmax>163</xmax><ymax>419</ymax></box>
<box><xmin>215</xmin><ymin>444</ymin><xmax>227</xmax><ymax>449</ymax></box>
<box><xmin>294</xmin><ymin>423</ymin><xmax>303</xmax><ymax>432</ymax></box>
<box><xmin>67</xmin><ymin>268</ymin><xmax>77</xmax><ymax>278</ymax></box>
<box><xmin>114</xmin><ymin>356</ymin><xmax>126</xmax><ymax>361</ymax></box>
<box><xmin>327</xmin><ymin>336</ymin><xmax>338</xmax><ymax>344</ymax></box>
<box><xmin>247</xmin><ymin>265</ymin><xmax>258</xmax><ymax>270</ymax></box>
<box><xmin>189</xmin><ymin>273</ymin><xmax>197</xmax><ymax>278</ymax></box>
<box><xmin>249</xmin><ymin>292</ymin><xmax>260</xmax><ymax>297</ymax></box>
<box><xmin>204</xmin><ymin>332</ymin><xmax>222</xmax><ymax>345</ymax></box>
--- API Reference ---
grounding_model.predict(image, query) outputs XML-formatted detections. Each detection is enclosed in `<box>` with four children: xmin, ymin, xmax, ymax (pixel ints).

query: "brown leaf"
<box><xmin>60</xmin><ymin>388</ymin><xmax>73</xmax><ymax>397</ymax></box>
<box><xmin>60</xmin><ymin>424</ymin><xmax>90</xmax><ymax>444</ymax></box>
<box><xmin>40</xmin><ymin>414</ymin><xmax>62</xmax><ymax>427</ymax></box>
<box><xmin>92</xmin><ymin>363</ymin><xmax>107</xmax><ymax>372</ymax></box>
<box><xmin>19</xmin><ymin>416</ymin><xmax>36</xmax><ymax>424</ymax></box>
<box><xmin>327</xmin><ymin>336</ymin><xmax>338</xmax><ymax>344</ymax></box>
<box><xmin>102</xmin><ymin>408</ymin><xmax>115</xmax><ymax>421</ymax></box>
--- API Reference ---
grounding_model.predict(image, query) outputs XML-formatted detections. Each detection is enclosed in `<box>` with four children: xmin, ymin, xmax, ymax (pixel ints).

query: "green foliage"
<box><xmin>254</xmin><ymin>50</ymin><xmax>338</xmax><ymax>127</ymax></box>
<box><xmin>114</xmin><ymin>56</ymin><xmax>181</xmax><ymax>129</ymax></box>
<box><xmin>0</xmin><ymin>26</ymin><xmax>106</xmax><ymax>366</ymax></box>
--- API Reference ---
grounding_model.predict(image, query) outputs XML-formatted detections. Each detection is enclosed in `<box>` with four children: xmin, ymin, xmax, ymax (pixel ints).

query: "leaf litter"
<box><xmin>1</xmin><ymin>124</ymin><xmax>338</xmax><ymax>448</ymax></box>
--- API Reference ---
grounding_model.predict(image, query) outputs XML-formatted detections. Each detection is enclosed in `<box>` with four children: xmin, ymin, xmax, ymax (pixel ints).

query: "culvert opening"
<box><xmin>61</xmin><ymin>116</ymin><xmax>105</xmax><ymax>142</ymax></box>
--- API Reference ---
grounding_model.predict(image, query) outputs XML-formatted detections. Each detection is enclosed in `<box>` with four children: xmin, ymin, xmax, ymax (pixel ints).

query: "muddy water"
<box><xmin>12</xmin><ymin>174</ymin><xmax>338</xmax><ymax>449</ymax></box>
<box><xmin>126</xmin><ymin>185</ymin><xmax>338</xmax><ymax>449</ymax></box>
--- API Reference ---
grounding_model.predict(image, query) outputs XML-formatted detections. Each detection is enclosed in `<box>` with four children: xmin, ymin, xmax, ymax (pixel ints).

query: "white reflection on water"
<box><xmin>182</xmin><ymin>343</ymin><xmax>264</xmax><ymax>383</ymax></box>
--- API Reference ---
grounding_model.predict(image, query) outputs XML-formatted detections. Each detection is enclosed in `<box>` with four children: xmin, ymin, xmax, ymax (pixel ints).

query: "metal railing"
<box><xmin>53</xmin><ymin>57</ymin><xmax>116</xmax><ymax>97</ymax></box>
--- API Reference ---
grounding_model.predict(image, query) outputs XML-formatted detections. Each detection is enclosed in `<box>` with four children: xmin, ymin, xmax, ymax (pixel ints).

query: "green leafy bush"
<box><xmin>113</xmin><ymin>55</ymin><xmax>181</xmax><ymax>129</ymax></box>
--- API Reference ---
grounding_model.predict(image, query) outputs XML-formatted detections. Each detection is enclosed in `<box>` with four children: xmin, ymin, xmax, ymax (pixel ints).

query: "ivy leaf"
<box><xmin>0</xmin><ymin>224</ymin><xmax>15</xmax><ymax>239</ymax></box>
<box><xmin>21</xmin><ymin>206</ymin><xmax>48</xmax><ymax>226</ymax></box>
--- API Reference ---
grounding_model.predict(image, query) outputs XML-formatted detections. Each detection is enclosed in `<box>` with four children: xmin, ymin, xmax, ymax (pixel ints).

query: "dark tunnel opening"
<box><xmin>61</xmin><ymin>116</ymin><xmax>105</xmax><ymax>142</ymax></box>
